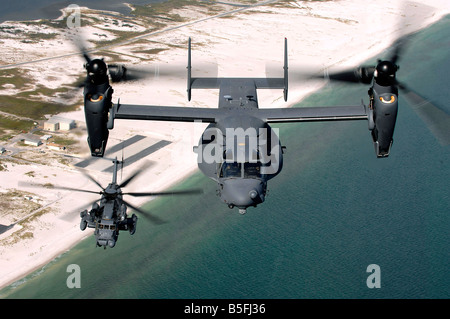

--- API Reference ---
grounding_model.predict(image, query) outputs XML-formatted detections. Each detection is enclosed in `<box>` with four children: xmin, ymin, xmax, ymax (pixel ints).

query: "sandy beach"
<box><xmin>0</xmin><ymin>0</ymin><xmax>449</xmax><ymax>291</ymax></box>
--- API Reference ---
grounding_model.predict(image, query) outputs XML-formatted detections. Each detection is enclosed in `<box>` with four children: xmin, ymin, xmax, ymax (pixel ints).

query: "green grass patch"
<box><xmin>0</xmin><ymin>68</ymin><xmax>33</xmax><ymax>90</ymax></box>
<box><xmin>0</xmin><ymin>115</ymin><xmax>34</xmax><ymax>139</ymax></box>
<box><xmin>0</xmin><ymin>115</ymin><xmax>34</xmax><ymax>131</ymax></box>
<box><xmin>0</xmin><ymin>95</ymin><xmax>79</xmax><ymax>120</ymax></box>
<box><xmin>50</xmin><ymin>135</ymin><xmax>77</xmax><ymax>146</ymax></box>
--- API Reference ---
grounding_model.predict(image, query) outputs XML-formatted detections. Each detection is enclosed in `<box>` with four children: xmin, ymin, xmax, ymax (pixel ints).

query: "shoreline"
<box><xmin>1</xmin><ymin>0</ymin><xmax>449</xmax><ymax>292</ymax></box>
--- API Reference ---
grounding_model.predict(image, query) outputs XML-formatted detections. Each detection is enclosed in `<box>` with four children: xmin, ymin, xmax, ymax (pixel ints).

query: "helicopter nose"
<box><xmin>97</xmin><ymin>239</ymin><xmax>108</xmax><ymax>247</ymax></box>
<box><xmin>221</xmin><ymin>179</ymin><xmax>265</xmax><ymax>209</ymax></box>
<box><xmin>108</xmin><ymin>239</ymin><xmax>116</xmax><ymax>248</ymax></box>
<box><xmin>97</xmin><ymin>239</ymin><xmax>116</xmax><ymax>248</ymax></box>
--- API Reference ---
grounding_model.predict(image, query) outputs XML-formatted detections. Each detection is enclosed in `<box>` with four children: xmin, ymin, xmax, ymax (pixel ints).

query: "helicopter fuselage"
<box><xmin>80</xmin><ymin>181</ymin><xmax>137</xmax><ymax>248</ymax></box>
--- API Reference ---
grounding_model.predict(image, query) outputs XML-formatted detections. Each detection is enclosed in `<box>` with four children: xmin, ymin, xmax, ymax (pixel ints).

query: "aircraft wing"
<box><xmin>113</xmin><ymin>103</ymin><xmax>368</xmax><ymax>124</ymax></box>
<box><xmin>257</xmin><ymin>105</ymin><xmax>369</xmax><ymax>123</ymax></box>
<box><xmin>113</xmin><ymin>103</ymin><xmax>224</xmax><ymax>123</ymax></box>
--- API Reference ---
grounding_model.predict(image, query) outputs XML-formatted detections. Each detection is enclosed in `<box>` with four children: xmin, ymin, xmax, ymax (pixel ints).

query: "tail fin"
<box><xmin>187</xmin><ymin>38</ymin><xmax>288</xmax><ymax>101</ymax></box>
<box><xmin>283</xmin><ymin>37</ymin><xmax>288</xmax><ymax>101</ymax></box>
<box><xmin>187</xmin><ymin>37</ymin><xmax>192</xmax><ymax>101</ymax></box>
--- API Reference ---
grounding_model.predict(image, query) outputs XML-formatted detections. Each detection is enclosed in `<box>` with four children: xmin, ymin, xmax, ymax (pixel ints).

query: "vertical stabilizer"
<box><xmin>283</xmin><ymin>38</ymin><xmax>288</xmax><ymax>101</ymax></box>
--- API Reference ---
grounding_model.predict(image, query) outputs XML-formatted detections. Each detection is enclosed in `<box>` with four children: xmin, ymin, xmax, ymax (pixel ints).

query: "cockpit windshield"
<box><xmin>97</xmin><ymin>223</ymin><xmax>116</xmax><ymax>231</ymax></box>
<box><xmin>219</xmin><ymin>162</ymin><xmax>263</xmax><ymax>178</ymax></box>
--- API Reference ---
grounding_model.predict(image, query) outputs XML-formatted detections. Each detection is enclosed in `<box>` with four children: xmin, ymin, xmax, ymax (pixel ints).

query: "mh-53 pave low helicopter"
<box><xmin>77</xmin><ymin>27</ymin><xmax>449</xmax><ymax>215</ymax></box>
<box><xmin>21</xmin><ymin>157</ymin><xmax>202</xmax><ymax>248</ymax></box>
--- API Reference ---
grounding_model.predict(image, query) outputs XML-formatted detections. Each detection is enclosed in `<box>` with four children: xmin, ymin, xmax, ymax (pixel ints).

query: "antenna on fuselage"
<box><xmin>187</xmin><ymin>37</ymin><xmax>192</xmax><ymax>101</ymax></box>
<box><xmin>111</xmin><ymin>157</ymin><xmax>119</xmax><ymax>184</ymax></box>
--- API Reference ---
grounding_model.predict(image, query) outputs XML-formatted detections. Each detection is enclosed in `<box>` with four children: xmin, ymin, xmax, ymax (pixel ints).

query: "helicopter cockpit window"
<box><xmin>97</xmin><ymin>223</ymin><xmax>115</xmax><ymax>230</ymax></box>
<box><xmin>219</xmin><ymin>162</ymin><xmax>242</xmax><ymax>178</ymax></box>
<box><xmin>219</xmin><ymin>161</ymin><xmax>264</xmax><ymax>178</ymax></box>
<box><xmin>244</xmin><ymin>162</ymin><xmax>262</xmax><ymax>178</ymax></box>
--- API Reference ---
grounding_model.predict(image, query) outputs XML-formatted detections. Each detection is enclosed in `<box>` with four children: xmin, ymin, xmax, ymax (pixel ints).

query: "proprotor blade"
<box><xmin>398</xmin><ymin>81</ymin><xmax>450</xmax><ymax>146</ymax></box>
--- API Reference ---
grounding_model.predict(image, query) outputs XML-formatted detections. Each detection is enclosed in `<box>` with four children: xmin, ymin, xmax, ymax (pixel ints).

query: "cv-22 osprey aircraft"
<box><xmin>80</xmin><ymin>37</ymin><xmax>449</xmax><ymax>214</ymax></box>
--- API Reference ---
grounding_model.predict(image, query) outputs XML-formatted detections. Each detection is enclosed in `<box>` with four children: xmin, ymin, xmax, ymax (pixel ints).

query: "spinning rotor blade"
<box><xmin>122</xmin><ymin>199</ymin><xmax>166</xmax><ymax>225</ymax></box>
<box><xmin>389</xmin><ymin>36</ymin><xmax>408</xmax><ymax>66</ymax></box>
<box><xmin>279</xmin><ymin>63</ymin><xmax>377</xmax><ymax>85</ymax></box>
<box><xmin>108</xmin><ymin>64</ymin><xmax>152</xmax><ymax>83</ymax></box>
<box><xmin>300</xmin><ymin>1</ymin><xmax>449</xmax><ymax>146</ymax></box>
<box><xmin>323</xmin><ymin>66</ymin><xmax>376</xmax><ymax>84</ymax></box>
<box><xmin>69</xmin><ymin>31</ymin><xmax>191</xmax><ymax>85</ymax></box>
<box><xmin>108</xmin><ymin>64</ymin><xmax>185</xmax><ymax>83</ymax></box>
<box><xmin>18</xmin><ymin>181</ymin><xmax>101</xmax><ymax>195</ymax></box>
<box><xmin>118</xmin><ymin>162</ymin><xmax>151</xmax><ymax>188</ymax></box>
<box><xmin>397</xmin><ymin>81</ymin><xmax>450</xmax><ymax>146</ymax></box>
<box><xmin>124</xmin><ymin>188</ymin><xmax>203</xmax><ymax>197</ymax></box>
<box><xmin>307</xmin><ymin>1</ymin><xmax>425</xmax><ymax>86</ymax></box>
<box><xmin>316</xmin><ymin>33</ymin><xmax>407</xmax><ymax>85</ymax></box>
<box><xmin>79</xmin><ymin>170</ymin><xmax>105</xmax><ymax>191</ymax></box>
<box><xmin>67</xmin><ymin>30</ymin><xmax>92</xmax><ymax>64</ymax></box>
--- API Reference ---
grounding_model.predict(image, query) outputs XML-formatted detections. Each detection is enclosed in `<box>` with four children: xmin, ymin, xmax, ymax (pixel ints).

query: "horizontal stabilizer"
<box><xmin>187</xmin><ymin>37</ymin><xmax>288</xmax><ymax>101</ymax></box>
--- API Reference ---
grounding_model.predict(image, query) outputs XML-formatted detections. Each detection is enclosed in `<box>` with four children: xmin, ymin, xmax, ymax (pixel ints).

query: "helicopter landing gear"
<box><xmin>80</xmin><ymin>210</ymin><xmax>88</xmax><ymax>231</ymax></box>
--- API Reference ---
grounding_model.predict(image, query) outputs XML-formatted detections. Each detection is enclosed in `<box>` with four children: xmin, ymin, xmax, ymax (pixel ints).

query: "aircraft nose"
<box><xmin>97</xmin><ymin>239</ymin><xmax>116</xmax><ymax>248</ymax></box>
<box><xmin>221</xmin><ymin>179</ymin><xmax>265</xmax><ymax>209</ymax></box>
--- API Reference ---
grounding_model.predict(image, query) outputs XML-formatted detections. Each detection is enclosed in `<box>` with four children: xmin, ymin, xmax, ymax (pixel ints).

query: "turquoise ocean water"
<box><xmin>1</xmin><ymin>15</ymin><xmax>449</xmax><ymax>299</ymax></box>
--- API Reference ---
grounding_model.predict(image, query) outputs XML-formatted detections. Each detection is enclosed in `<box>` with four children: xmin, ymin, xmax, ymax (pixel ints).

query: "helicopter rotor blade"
<box><xmin>18</xmin><ymin>181</ymin><xmax>101</xmax><ymax>195</ymax></box>
<box><xmin>118</xmin><ymin>162</ymin><xmax>151</xmax><ymax>188</ymax></box>
<box><xmin>79</xmin><ymin>170</ymin><xmax>105</xmax><ymax>191</ymax></box>
<box><xmin>59</xmin><ymin>198</ymin><xmax>101</xmax><ymax>223</ymax></box>
<box><xmin>122</xmin><ymin>199</ymin><xmax>166</xmax><ymax>225</ymax></box>
<box><xmin>123</xmin><ymin>188</ymin><xmax>203</xmax><ymax>197</ymax></box>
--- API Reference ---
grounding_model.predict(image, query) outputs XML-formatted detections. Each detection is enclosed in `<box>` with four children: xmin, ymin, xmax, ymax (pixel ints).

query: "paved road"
<box><xmin>0</xmin><ymin>0</ymin><xmax>280</xmax><ymax>69</ymax></box>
